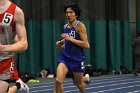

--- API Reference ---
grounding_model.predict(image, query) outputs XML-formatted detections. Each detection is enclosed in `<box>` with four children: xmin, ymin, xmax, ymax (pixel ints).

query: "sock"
<box><xmin>15</xmin><ymin>82</ymin><xmax>21</xmax><ymax>90</ymax></box>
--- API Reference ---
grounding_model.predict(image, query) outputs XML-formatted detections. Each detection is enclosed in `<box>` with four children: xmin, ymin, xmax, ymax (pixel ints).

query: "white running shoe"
<box><xmin>84</xmin><ymin>74</ymin><xmax>90</xmax><ymax>84</ymax></box>
<box><xmin>16</xmin><ymin>78</ymin><xmax>30</xmax><ymax>93</ymax></box>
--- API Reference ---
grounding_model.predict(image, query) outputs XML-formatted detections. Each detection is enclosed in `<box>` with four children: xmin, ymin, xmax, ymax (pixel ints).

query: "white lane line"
<box><xmin>128</xmin><ymin>90</ymin><xmax>140</xmax><ymax>93</ymax></box>
<box><xmin>29</xmin><ymin>77</ymin><xmax>140</xmax><ymax>89</ymax></box>
<box><xmin>94</xmin><ymin>77</ymin><xmax>140</xmax><ymax>85</ymax></box>
<box><xmin>29</xmin><ymin>75</ymin><xmax>138</xmax><ymax>87</ymax></box>
<box><xmin>31</xmin><ymin>79</ymin><xmax>140</xmax><ymax>92</ymax></box>
<box><xmin>93</xmin><ymin>84</ymin><xmax>140</xmax><ymax>93</ymax></box>
<box><xmin>64</xmin><ymin>81</ymin><xmax>140</xmax><ymax>93</ymax></box>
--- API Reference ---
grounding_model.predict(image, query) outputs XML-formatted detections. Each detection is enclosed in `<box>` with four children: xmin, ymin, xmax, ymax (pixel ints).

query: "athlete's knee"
<box><xmin>0</xmin><ymin>80</ymin><xmax>9</xmax><ymax>93</ymax></box>
<box><xmin>55</xmin><ymin>79</ymin><xmax>63</xmax><ymax>86</ymax></box>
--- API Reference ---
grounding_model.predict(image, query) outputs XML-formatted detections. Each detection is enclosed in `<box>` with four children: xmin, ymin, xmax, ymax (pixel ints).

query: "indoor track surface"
<box><xmin>17</xmin><ymin>74</ymin><xmax>140</xmax><ymax>93</ymax></box>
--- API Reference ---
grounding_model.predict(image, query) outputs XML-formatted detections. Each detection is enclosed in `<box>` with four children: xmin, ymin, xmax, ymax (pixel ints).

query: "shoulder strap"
<box><xmin>6</xmin><ymin>2</ymin><xmax>16</xmax><ymax>14</ymax></box>
<box><xmin>74</xmin><ymin>21</ymin><xmax>80</xmax><ymax>28</ymax></box>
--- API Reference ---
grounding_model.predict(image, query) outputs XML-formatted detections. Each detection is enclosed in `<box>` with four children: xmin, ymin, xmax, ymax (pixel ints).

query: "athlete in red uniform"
<box><xmin>0</xmin><ymin>0</ymin><xmax>29</xmax><ymax>93</ymax></box>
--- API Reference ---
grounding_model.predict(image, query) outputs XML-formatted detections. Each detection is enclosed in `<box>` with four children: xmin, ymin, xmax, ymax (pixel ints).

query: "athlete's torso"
<box><xmin>0</xmin><ymin>2</ymin><xmax>16</xmax><ymax>61</ymax></box>
<box><xmin>61</xmin><ymin>21</ymin><xmax>85</xmax><ymax>61</ymax></box>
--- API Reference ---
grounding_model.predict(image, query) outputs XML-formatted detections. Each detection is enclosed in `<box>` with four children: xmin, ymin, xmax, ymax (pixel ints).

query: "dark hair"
<box><xmin>64</xmin><ymin>4</ymin><xmax>82</xmax><ymax>19</ymax></box>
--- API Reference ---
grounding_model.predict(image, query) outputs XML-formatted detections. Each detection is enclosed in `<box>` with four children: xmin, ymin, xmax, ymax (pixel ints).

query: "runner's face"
<box><xmin>66</xmin><ymin>8</ymin><xmax>77</xmax><ymax>22</ymax></box>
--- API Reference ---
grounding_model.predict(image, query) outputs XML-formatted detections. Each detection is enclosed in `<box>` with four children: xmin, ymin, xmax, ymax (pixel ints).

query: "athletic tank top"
<box><xmin>61</xmin><ymin>21</ymin><xmax>85</xmax><ymax>61</ymax></box>
<box><xmin>0</xmin><ymin>3</ymin><xmax>16</xmax><ymax>61</ymax></box>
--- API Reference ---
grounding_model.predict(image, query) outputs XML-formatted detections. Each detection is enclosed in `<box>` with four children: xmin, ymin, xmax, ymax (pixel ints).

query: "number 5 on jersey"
<box><xmin>2</xmin><ymin>13</ymin><xmax>13</xmax><ymax>25</ymax></box>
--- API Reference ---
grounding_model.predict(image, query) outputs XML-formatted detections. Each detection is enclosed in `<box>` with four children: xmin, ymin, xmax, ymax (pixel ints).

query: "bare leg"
<box><xmin>8</xmin><ymin>86</ymin><xmax>17</xmax><ymax>93</ymax></box>
<box><xmin>0</xmin><ymin>80</ymin><xmax>11</xmax><ymax>93</ymax></box>
<box><xmin>0</xmin><ymin>80</ymin><xmax>17</xmax><ymax>93</ymax></box>
<box><xmin>73</xmin><ymin>72</ymin><xmax>85</xmax><ymax>93</ymax></box>
<box><xmin>53</xmin><ymin>63</ymin><xmax>68</xmax><ymax>93</ymax></box>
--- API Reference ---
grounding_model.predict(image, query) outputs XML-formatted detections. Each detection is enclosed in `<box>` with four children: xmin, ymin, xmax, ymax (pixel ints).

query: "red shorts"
<box><xmin>0</xmin><ymin>57</ymin><xmax>19</xmax><ymax>80</ymax></box>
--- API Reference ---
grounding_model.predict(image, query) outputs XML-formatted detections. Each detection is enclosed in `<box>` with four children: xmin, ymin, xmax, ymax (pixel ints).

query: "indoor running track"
<box><xmin>17</xmin><ymin>74</ymin><xmax>140</xmax><ymax>93</ymax></box>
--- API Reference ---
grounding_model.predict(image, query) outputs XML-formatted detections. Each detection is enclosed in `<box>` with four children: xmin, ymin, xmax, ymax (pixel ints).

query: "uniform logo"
<box><xmin>10</xmin><ymin>62</ymin><xmax>14</xmax><ymax>73</ymax></box>
<box><xmin>81</xmin><ymin>61</ymin><xmax>85</xmax><ymax>70</ymax></box>
<box><xmin>68</xmin><ymin>30</ymin><xmax>75</xmax><ymax>38</ymax></box>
